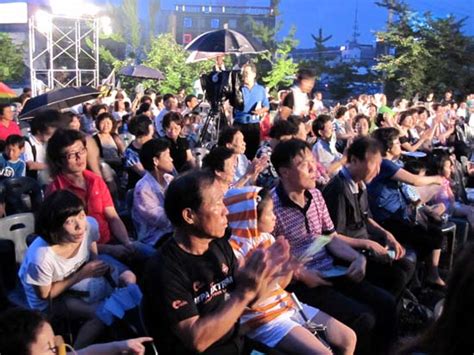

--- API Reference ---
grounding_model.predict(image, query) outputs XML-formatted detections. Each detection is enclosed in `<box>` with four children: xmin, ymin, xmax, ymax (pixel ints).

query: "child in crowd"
<box><xmin>225</xmin><ymin>186</ymin><xmax>356</xmax><ymax>354</ymax></box>
<box><xmin>0</xmin><ymin>134</ymin><xmax>26</xmax><ymax>179</ymax></box>
<box><xmin>432</xmin><ymin>154</ymin><xmax>474</xmax><ymax>229</ymax></box>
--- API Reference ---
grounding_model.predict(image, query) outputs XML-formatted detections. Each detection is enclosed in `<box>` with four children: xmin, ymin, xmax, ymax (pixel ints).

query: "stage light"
<box><xmin>100</xmin><ymin>16</ymin><xmax>113</xmax><ymax>36</ymax></box>
<box><xmin>50</xmin><ymin>0</ymin><xmax>100</xmax><ymax>17</ymax></box>
<box><xmin>35</xmin><ymin>10</ymin><xmax>52</xmax><ymax>35</ymax></box>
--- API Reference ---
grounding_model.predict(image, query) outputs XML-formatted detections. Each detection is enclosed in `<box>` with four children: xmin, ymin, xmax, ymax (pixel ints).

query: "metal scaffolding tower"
<box><xmin>28</xmin><ymin>13</ymin><xmax>99</xmax><ymax>96</ymax></box>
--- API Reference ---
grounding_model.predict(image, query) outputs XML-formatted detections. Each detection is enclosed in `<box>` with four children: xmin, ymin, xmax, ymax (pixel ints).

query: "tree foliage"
<box><xmin>144</xmin><ymin>34</ymin><xmax>214</xmax><ymax>94</ymax></box>
<box><xmin>0</xmin><ymin>33</ymin><xmax>24</xmax><ymax>82</ymax></box>
<box><xmin>375</xmin><ymin>0</ymin><xmax>474</xmax><ymax>99</ymax></box>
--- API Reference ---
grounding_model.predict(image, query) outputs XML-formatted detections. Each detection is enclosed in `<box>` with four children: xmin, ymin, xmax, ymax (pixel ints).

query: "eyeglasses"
<box><xmin>63</xmin><ymin>147</ymin><xmax>87</xmax><ymax>161</ymax></box>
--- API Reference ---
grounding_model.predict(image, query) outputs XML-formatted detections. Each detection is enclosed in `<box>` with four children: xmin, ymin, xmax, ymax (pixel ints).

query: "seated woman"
<box><xmin>92</xmin><ymin>112</ymin><xmax>125</xmax><ymax>173</ymax></box>
<box><xmin>369</xmin><ymin>127</ymin><xmax>445</xmax><ymax>287</ymax></box>
<box><xmin>162</xmin><ymin>112</ymin><xmax>195</xmax><ymax>173</ymax></box>
<box><xmin>217</xmin><ymin>127</ymin><xmax>268</xmax><ymax>186</ymax></box>
<box><xmin>431</xmin><ymin>153</ymin><xmax>474</xmax><ymax>230</ymax></box>
<box><xmin>398</xmin><ymin>109</ymin><xmax>433</xmax><ymax>152</ymax></box>
<box><xmin>0</xmin><ymin>308</ymin><xmax>151</xmax><ymax>354</ymax></box>
<box><xmin>124</xmin><ymin>115</ymin><xmax>155</xmax><ymax>190</ymax></box>
<box><xmin>225</xmin><ymin>186</ymin><xmax>356</xmax><ymax>354</ymax></box>
<box><xmin>132</xmin><ymin>139</ymin><xmax>175</xmax><ymax>249</ymax></box>
<box><xmin>18</xmin><ymin>190</ymin><xmax>136</xmax><ymax>348</ymax></box>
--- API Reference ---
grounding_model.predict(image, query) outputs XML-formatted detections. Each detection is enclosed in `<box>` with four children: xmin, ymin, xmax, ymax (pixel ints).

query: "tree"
<box><xmin>262</xmin><ymin>27</ymin><xmax>299</xmax><ymax>95</ymax></box>
<box><xmin>0</xmin><ymin>33</ymin><xmax>25</xmax><ymax>82</ymax></box>
<box><xmin>144</xmin><ymin>34</ymin><xmax>214</xmax><ymax>94</ymax></box>
<box><xmin>375</xmin><ymin>0</ymin><xmax>474</xmax><ymax>99</ymax></box>
<box><xmin>311</xmin><ymin>28</ymin><xmax>332</xmax><ymax>74</ymax></box>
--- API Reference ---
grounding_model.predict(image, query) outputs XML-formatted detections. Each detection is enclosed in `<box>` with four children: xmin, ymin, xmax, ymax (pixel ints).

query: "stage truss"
<box><xmin>29</xmin><ymin>13</ymin><xmax>99</xmax><ymax>96</ymax></box>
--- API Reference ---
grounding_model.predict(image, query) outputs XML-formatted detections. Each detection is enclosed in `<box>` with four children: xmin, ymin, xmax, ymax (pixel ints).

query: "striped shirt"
<box><xmin>272</xmin><ymin>183</ymin><xmax>336</xmax><ymax>272</ymax></box>
<box><xmin>224</xmin><ymin>187</ymin><xmax>295</xmax><ymax>330</ymax></box>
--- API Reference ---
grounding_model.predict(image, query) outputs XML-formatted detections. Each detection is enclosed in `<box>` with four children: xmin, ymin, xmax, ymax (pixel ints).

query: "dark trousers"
<box><xmin>381</xmin><ymin>219</ymin><xmax>443</xmax><ymax>258</ymax></box>
<box><xmin>233</xmin><ymin>122</ymin><xmax>260</xmax><ymax>160</ymax></box>
<box><xmin>288</xmin><ymin>278</ymin><xmax>397</xmax><ymax>355</ymax></box>
<box><xmin>366</xmin><ymin>256</ymin><xmax>416</xmax><ymax>300</ymax></box>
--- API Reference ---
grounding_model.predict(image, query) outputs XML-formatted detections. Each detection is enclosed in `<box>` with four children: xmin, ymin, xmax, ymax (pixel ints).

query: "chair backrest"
<box><xmin>3</xmin><ymin>177</ymin><xmax>43</xmax><ymax>215</ymax></box>
<box><xmin>0</xmin><ymin>213</ymin><xmax>35</xmax><ymax>263</ymax></box>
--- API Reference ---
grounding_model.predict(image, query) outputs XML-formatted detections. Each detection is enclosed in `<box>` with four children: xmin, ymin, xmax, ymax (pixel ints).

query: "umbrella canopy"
<box><xmin>185</xmin><ymin>28</ymin><xmax>263</xmax><ymax>57</ymax></box>
<box><xmin>19</xmin><ymin>86</ymin><xmax>100</xmax><ymax>119</ymax></box>
<box><xmin>185</xmin><ymin>51</ymin><xmax>226</xmax><ymax>64</ymax></box>
<box><xmin>0</xmin><ymin>82</ymin><xmax>17</xmax><ymax>99</ymax></box>
<box><xmin>119</xmin><ymin>64</ymin><xmax>165</xmax><ymax>80</ymax></box>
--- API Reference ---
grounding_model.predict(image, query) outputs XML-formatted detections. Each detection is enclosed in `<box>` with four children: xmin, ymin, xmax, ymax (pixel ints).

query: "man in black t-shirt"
<box><xmin>144</xmin><ymin>169</ymin><xmax>289</xmax><ymax>355</ymax></box>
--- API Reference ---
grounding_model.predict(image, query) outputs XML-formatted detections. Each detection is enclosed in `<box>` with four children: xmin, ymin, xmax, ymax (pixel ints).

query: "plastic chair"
<box><xmin>1</xmin><ymin>177</ymin><xmax>43</xmax><ymax>215</ymax></box>
<box><xmin>0</xmin><ymin>213</ymin><xmax>35</xmax><ymax>263</ymax></box>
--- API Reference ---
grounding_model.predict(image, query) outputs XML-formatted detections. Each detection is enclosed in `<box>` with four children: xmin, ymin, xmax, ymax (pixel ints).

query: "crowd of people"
<box><xmin>0</xmin><ymin>64</ymin><xmax>474</xmax><ymax>355</ymax></box>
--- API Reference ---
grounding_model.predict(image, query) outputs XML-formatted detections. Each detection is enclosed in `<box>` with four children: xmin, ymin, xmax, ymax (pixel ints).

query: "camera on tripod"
<box><xmin>200</xmin><ymin>70</ymin><xmax>243</xmax><ymax>112</ymax></box>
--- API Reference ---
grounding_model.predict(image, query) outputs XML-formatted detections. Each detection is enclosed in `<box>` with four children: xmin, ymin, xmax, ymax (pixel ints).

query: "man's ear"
<box><xmin>152</xmin><ymin>156</ymin><xmax>160</xmax><ymax>168</ymax></box>
<box><xmin>215</xmin><ymin>170</ymin><xmax>225</xmax><ymax>180</ymax></box>
<box><xmin>182</xmin><ymin>208</ymin><xmax>196</xmax><ymax>225</ymax></box>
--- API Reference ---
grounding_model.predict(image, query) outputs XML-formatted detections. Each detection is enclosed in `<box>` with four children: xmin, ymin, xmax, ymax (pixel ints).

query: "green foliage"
<box><xmin>144</xmin><ymin>34</ymin><xmax>214</xmax><ymax>94</ymax></box>
<box><xmin>0</xmin><ymin>33</ymin><xmax>24</xmax><ymax>82</ymax></box>
<box><xmin>375</xmin><ymin>0</ymin><xmax>474</xmax><ymax>99</ymax></box>
<box><xmin>262</xmin><ymin>26</ymin><xmax>299</xmax><ymax>95</ymax></box>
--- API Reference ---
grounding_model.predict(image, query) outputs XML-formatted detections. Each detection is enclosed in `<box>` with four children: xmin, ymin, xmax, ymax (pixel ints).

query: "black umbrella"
<box><xmin>119</xmin><ymin>64</ymin><xmax>165</xmax><ymax>80</ymax></box>
<box><xmin>185</xmin><ymin>29</ymin><xmax>264</xmax><ymax>63</ymax></box>
<box><xmin>19</xmin><ymin>86</ymin><xmax>100</xmax><ymax>119</ymax></box>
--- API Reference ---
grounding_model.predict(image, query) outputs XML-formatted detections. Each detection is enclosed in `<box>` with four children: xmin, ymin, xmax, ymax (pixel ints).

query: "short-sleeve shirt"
<box><xmin>272</xmin><ymin>183</ymin><xmax>336</xmax><ymax>272</ymax></box>
<box><xmin>18</xmin><ymin>217</ymin><xmax>99</xmax><ymax>310</ymax></box>
<box><xmin>0</xmin><ymin>120</ymin><xmax>21</xmax><ymax>141</ymax></box>
<box><xmin>144</xmin><ymin>237</ymin><xmax>242</xmax><ymax>355</ymax></box>
<box><xmin>367</xmin><ymin>159</ymin><xmax>406</xmax><ymax>222</ymax></box>
<box><xmin>165</xmin><ymin>136</ymin><xmax>189</xmax><ymax>173</ymax></box>
<box><xmin>24</xmin><ymin>134</ymin><xmax>50</xmax><ymax>185</ymax></box>
<box><xmin>312</xmin><ymin>138</ymin><xmax>343</xmax><ymax>173</ymax></box>
<box><xmin>0</xmin><ymin>154</ymin><xmax>25</xmax><ymax>178</ymax></box>
<box><xmin>46</xmin><ymin>170</ymin><xmax>114</xmax><ymax>244</ymax></box>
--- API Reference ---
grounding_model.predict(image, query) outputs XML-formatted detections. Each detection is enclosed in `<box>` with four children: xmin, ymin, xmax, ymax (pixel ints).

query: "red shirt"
<box><xmin>0</xmin><ymin>120</ymin><xmax>21</xmax><ymax>141</ymax></box>
<box><xmin>47</xmin><ymin>170</ymin><xmax>114</xmax><ymax>244</ymax></box>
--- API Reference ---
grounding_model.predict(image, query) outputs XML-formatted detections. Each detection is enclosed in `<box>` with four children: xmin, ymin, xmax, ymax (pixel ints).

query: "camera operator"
<box><xmin>232</xmin><ymin>63</ymin><xmax>269</xmax><ymax>160</ymax></box>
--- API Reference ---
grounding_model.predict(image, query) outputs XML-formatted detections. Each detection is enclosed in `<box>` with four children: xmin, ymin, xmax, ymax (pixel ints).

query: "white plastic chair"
<box><xmin>0</xmin><ymin>213</ymin><xmax>35</xmax><ymax>263</ymax></box>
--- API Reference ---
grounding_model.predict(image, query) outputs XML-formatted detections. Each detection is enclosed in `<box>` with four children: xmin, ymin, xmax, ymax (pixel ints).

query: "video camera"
<box><xmin>200</xmin><ymin>70</ymin><xmax>243</xmax><ymax>111</ymax></box>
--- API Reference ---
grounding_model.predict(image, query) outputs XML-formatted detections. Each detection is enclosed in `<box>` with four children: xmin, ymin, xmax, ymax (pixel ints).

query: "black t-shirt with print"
<box><xmin>144</xmin><ymin>237</ymin><xmax>243</xmax><ymax>355</ymax></box>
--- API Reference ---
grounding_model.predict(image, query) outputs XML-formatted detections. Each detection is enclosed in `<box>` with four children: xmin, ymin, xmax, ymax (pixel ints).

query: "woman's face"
<box><xmin>165</xmin><ymin>121</ymin><xmax>181</xmax><ymax>141</ymax></box>
<box><xmin>389</xmin><ymin>138</ymin><xmax>402</xmax><ymax>158</ymax></box>
<box><xmin>401</xmin><ymin>115</ymin><xmax>413</xmax><ymax>128</ymax></box>
<box><xmin>98</xmin><ymin>118</ymin><xmax>113</xmax><ymax>134</ymax></box>
<box><xmin>29</xmin><ymin>321</ymin><xmax>56</xmax><ymax>355</ymax></box>
<box><xmin>228</xmin><ymin>131</ymin><xmax>246</xmax><ymax>155</ymax></box>
<box><xmin>69</xmin><ymin>116</ymin><xmax>81</xmax><ymax>131</ymax></box>
<box><xmin>356</xmin><ymin>119</ymin><xmax>369</xmax><ymax>136</ymax></box>
<box><xmin>61</xmin><ymin>210</ymin><xmax>87</xmax><ymax>244</ymax></box>
<box><xmin>218</xmin><ymin>155</ymin><xmax>236</xmax><ymax>187</ymax></box>
<box><xmin>257</xmin><ymin>199</ymin><xmax>276</xmax><ymax>234</ymax></box>
<box><xmin>442</xmin><ymin>160</ymin><xmax>453</xmax><ymax>178</ymax></box>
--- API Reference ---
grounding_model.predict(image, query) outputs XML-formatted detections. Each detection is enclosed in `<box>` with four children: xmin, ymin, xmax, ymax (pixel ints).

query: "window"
<box><xmin>183</xmin><ymin>17</ymin><xmax>193</xmax><ymax>28</ymax></box>
<box><xmin>210</xmin><ymin>18</ymin><xmax>220</xmax><ymax>29</ymax></box>
<box><xmin>228</xmin><ymin>18</ymin><xmax>237</xmax><ymax>28</ymax></box>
